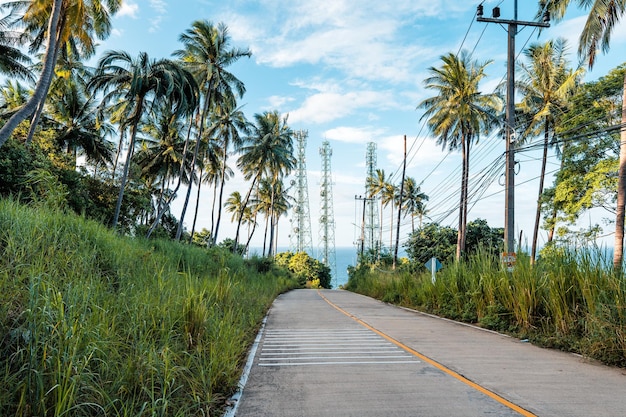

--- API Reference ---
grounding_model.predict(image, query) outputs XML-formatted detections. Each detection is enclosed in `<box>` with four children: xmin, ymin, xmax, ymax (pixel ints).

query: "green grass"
<box><xmin>345</xmin><ymin>247</ymin><xmax>626</xmax><ymax>367</ymax></box>
<box><xmin>0</xmin><ymin>198</ymin><xmax>299</xmax><ymax>416</ymax></box>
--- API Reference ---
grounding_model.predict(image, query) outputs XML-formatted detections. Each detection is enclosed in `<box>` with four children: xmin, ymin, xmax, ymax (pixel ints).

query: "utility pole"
<box><xmin>393</xmin><ymin>135</ymin><xmax>407</xmax><ymax>269</ymax></box>
<box><xmin>476</xmin><ymin>2</ymin><xmax>549</xmax><ymax>254</ymax></box>
<box><xmin>355</xmin><ymin>195</ymin><xmax>374</xmax><ymax>259</ymax></box>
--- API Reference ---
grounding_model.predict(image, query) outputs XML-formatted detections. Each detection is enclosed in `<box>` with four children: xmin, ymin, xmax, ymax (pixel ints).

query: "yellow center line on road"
<box><xmin>318</xmin><ymin>290</ymin><xmax>537</xmax><ymax>417</ymax></box>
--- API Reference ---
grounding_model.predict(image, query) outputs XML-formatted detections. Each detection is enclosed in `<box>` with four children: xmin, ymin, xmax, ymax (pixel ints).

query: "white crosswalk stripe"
<box><xmin>259</xmin><ymin>329</ymin><xmax>421</xmax><ymax>367</ymax></box>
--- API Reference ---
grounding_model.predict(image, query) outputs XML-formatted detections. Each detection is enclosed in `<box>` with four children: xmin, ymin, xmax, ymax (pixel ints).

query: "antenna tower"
<box><xmin>289</xmin><ymin>130</ymin><xmax>313</xmax><ymax>254</ymax></box>
<box><xmin>319</xmin><ymin>141</ymin><xmax>336</xmax><ymax>283</ymax></box>
<box><xmin>365</xmin><ymin>142</ymin><xmax>380</xmax><ymax>255</ymax></box>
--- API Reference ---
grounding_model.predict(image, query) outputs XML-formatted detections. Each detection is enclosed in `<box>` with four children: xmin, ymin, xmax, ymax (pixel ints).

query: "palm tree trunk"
<box><xmin>531</xmin><ymin>122</ymin><xmax>550</xmax><ymax>265</ymax></box>
<box><xmin>176</xmin><ymin>95</ymin><xmax>211</xmax><ymax>241</ymax></box>
<box><xmin>146</xmin><ymin>114</ymin><xmax>194</xmax><ymax>238</ymax></box>
<box><xmin>462</xmin><ymin>137</ymin><xmax>470</xmax><ymax>254</ymax></box>
<box><xmin>25</xmin><ymin>27</ymin><xmax>62</xmax><ymax>146</ymax></box>
<box><xmin>244</xmin><ymin>213</ymin><xmax>258</xmax><ymax>254</ymax></box>
<box><xmin>112</xmin><ymin>129</ymin><xmax>125</xmax><ymax>181</ymax></box>
<box><xmin>112</xmin><ymin>100</ymin><xmax>142</xmax><ymax>229</ymax></box>
<box><xmin>456</xmin><ymin>135</ymin><xmax>467</xmax><ymax>260</ymax></box>
<box><xmin>262</xmin><ymin>215</ymin><xmax>269</xmax><ymax>257</ymax></box>
<box><xmin>175</xmin><ymin>137</ymin><xmax>202</xmax><ymax>240</ymax></box>
<box><xmin>210</xmin><ymin>179</ymin><xmax>218</xmax><ymax>242</ymax></box>
<box><xmin>212</xmin><ymin>144</ymin><xmax>229</xmax><ymax>245</ymax></box>
<box><xmin>0</xmin><ymin>0</ymin><xmax>63</xmax><ymax>148</ymax></box>
<box><xmin>234</xmin><ymin>172</ymin><xmax>261</xmax><ymax>252</ymax></box>
<box><xmin>613</xmin><ymin>73</ymin><xmax>626</xmax><ymax>269</ymax></box>
<box><xmin>188</xmin><ymin>166</ymin><xmax>204</xmax><ymax>244</ymax></box>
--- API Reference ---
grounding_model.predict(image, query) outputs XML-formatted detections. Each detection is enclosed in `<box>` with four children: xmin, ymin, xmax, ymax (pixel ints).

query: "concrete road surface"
<box><xmin>230</xmin><ymin>289</ymin><xmax>626</xmax><ymax>417</ymax></box>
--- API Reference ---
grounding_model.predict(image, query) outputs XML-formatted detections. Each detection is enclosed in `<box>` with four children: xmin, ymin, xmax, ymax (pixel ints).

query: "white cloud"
<box><xmin>266</xmin><ymin>95</ymin><xmax>295</xmax><ymax>110</ymax></box>
<box><xmin>118</xmin><ymin>1</ymin><xmax>139</xmax><ymax>18</ymax></box>
<box><xmin>149</xmin><ymin>16</ymin><xmax>163</xmax><ymax>33</ymax></box>
<box><xmin>111</xmin><ymin>28</ymin><xmax>123</xmax><ymax>38</ymax></box>
<box><xmin>149</xmin><ymin>0</ymin><xmax>167</xmax><ymax>15</ymax></box>
<box><xmin>324</xmin><ymin>126</ymin><xmax>387</xmax><ymax>144</ymax></box>
<box><xmin>288</xmin><ymin>90</ymin><xmax>396</xmax><ymax>124</ymax></box>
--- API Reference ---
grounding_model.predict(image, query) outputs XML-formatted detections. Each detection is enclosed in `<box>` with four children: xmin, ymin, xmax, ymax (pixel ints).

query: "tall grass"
<box><xmin>346</xmin><ymin>247</ymin><xmax>626</xmax><ymax>367</ymax></box>
<box><xmin>0</xmin><ymin>199</ymin><xmax>299</xmax><ymax>416</ymax></box>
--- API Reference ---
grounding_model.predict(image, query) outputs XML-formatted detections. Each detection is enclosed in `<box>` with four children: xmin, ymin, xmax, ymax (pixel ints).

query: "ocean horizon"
<box><xmin>248</xmin><ymin>246</ymin><xmax>408</xmax><ymax>289</ymax></box>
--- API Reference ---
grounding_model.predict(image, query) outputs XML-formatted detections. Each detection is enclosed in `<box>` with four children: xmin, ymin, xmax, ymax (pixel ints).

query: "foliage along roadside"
<box><xmin>0</xmin><ymin>198</ymin><xmax>300</xmax><ymax>416</ymax></box>
<box><xmin>345</xmin><ymin>247</ymin><xmax>626</xmax><ymax>368</ymax></box>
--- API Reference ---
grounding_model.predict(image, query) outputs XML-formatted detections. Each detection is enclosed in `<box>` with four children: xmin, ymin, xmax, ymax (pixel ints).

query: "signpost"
<box><xmin>501</xmin><ymin>252</ymin><xmax>516</xmax><ymax>272</ymax></box>
<box><xmin>424</xmin><ymin>257</ymin><xmax>442</xmax><ymax>283</ymax></box>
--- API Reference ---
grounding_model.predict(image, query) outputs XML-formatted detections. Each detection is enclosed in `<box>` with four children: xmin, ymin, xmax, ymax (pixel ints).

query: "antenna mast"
<box><xmin>319</xmin><ymin>141</ymin><xmax>336</xmax><ymax>284</ymax></box>
<box><xmin>289</xmin><ymin>130</ymin><xmax>313</xmax><ymax>254</ymax></box>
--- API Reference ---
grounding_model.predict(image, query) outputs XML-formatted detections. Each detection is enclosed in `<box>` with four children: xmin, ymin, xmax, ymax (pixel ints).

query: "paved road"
<box><xmin>231</xmin><ymin>289</ymin><xmax>626</xmax><ymax>417</ymax></box>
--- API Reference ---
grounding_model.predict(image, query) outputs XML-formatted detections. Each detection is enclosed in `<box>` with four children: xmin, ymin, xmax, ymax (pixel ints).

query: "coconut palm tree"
<box><xmin>366</xmin><ymin>168</ymin><xmax>391</xmax><ymax>250</ymax></box>
<box><xmin>134</xmin><ymin>102</ymin><xmax>193</xmax><ymax>222</ymax></box>
<box><xmin>517</xmin><ymin>38</ymin><xmax>583</xmax><ymax>264</ymax></box>
<box><xmin>45</xmin><ymin>50</ymin><xmax>115</xmax><ymax>168</ymax></box>
<box><xmin>235</xmin><ymin>111</ymin><xmax>295</xmax><ymax>251</ymax></box>
<box><xmin>0</xmin><ymin>79</ymin><xmax>29</xmax><ymax>116</ymax></box>
<box><xmin>419</xmin><ymin>50</ymin><xmax>502</xmax><ymax>260</ymax></box>
<box><xmin>173</xmin><ymin>20</ymin><xmax>251</xmax><ymax>241</ymax></box>
<box><xmin>401</xmin><ymin>177</ymin><xmax>429</xmax><ymax>233</ymax></box>
<box><xmin>0</xmin><ymin>15</ymin><xmax>33</xmax><ymax>81</ymax></box>
<box><xmin>203</xmin><ymin>100</ymin><xmax>249</xmax><ymax>244</ymax></box>
<box><xmin>88</xmin><ymin>50</ymin><xmax>198</xmax><ymax>230</ymax></box>
<box><xmin>543</xmin><ymin>0</ymin><xmax>626</xmax><ymax>267</ymax></box>
<box><xmin>0</xmin><ymin>0</ymin><xmax>122</xmax><ymax>147</ymax></box>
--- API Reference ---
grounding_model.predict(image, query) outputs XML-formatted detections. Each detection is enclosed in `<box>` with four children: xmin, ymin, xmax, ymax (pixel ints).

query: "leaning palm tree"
<box><xmin>517</xmin><ymin>38</ymin><xmax>583</xmax><ymax>264</ymax></box>
<box><xmin>235</xmin><ymin>111</ymin><xmax>295</xmax><ymax>251</ymax></box>
<box><xmin>542</xmin><ymin>0</ymin><xmax>626</xmax><ymax>267</ymax></box>
<box><xmin>88</xmin><ymin>50</ymin><xmax>198</xmax><ymax>230</ymax></box>
<box><xmin>0</xmin><ymin>0</ymin><xmax>122</xmax><ymax>147</ymax></box>
<box><xmin>419</xmin><ymin>50</ymin><xmax>502</xmax><ymax>260</ymax></box>
<box><xmin>173</xmin><ymin>20</ymin><xmax>251</xmax><ymax>241</ymax></box>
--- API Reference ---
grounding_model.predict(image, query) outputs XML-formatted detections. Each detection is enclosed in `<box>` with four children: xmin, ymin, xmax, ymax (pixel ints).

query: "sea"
<box><xmin>248</xmin><ymin>246</ymin><xmax>360</xmax><ymax>289</ymax></box>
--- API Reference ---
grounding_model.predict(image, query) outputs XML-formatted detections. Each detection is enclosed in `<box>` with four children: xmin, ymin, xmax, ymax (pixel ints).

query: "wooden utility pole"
<box><xmin>393</xmin><ymin>135</ymin><xmax>407</xmax><ymax>269</ymax></box>
<box><xmin>477</xmin><ymin>2</ymin><xmax>549</xmax><ymax>254</ymax></box>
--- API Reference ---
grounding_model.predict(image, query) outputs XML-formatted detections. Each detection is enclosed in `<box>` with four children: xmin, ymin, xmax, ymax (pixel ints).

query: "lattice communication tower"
<box><xmin>318</xmin><ymin>141</ymin><xmax>336</xmax><ymax>283</ymax></box>
<box><xmin>365</xmin><ymin>142</ymin><xmax>380</xmax><ymax>254</ymax></box>
<box><xmin>289</xmin><ymin>130</ymin><xmax>313</xmax><ymax>254</ymax></box>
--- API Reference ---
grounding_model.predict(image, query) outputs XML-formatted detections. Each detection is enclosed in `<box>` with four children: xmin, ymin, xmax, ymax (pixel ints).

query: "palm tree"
<box><xmin>419</xmin><ymin>51</ymin><xmax>502</xmax><ymax>260</ymax></box>
<box><xmin>543</xmin><ymin>0</ymin><xmax>626</xmax><ymax>267</ymax></box>
<box><xmin>0</xmin><ymin>79</ymin><xmax>29</xmax><ymax>116</ymax></box>
<box><xmin>402</xmin><ymin>177</ymin><xmax>429</xmax><ymax>233</ymax></box>
<box><xmin>173</xmin><ymin>20</ymin><xmax>251</xmax><ymax>241</ymax></box>
<box><xmin>134</xmin><ymin>102</ymin><xmax>192</xmax><ymax>221</ymax></box>
<box><xmin>235</xmin><ymin>111</ymin><xmax>295</xmax><ymax>251</ymax></box>
<box><xmin>517</xmin><ymin>38</ymin><xmax>583</xmax><ymax>264</ymax></box>
<box><xmin>0</xmin><ymin>16</ymin><xmax>33</xmax><ymax>81</ymax></box>
<box><xmin>382</xmin><ymin>182</ymin><xmax>397</xmax><ymax>250</ymax></box>
<box><xmin>366</xmin><ymin>168</ymin><xmax>390</xmax><ymax>250</ymax></box>
<box><xmin>88</xmin><ymin>50</ymin><xmax>198</xmax><ymax>230</ymax></box>
<box><xmin>204</xmin><ymin>100</ymin><xmax>249</xmax><ymax>244</ymax></box>
<box><xmin>0</xmin><ymin>0</ymin><xmax>122</xmax><ymax>147</ymax></box>
<box><xmin>46</xmin><ymin>51</ymin><xmax>115</xmax><ymax>168</ymax></box>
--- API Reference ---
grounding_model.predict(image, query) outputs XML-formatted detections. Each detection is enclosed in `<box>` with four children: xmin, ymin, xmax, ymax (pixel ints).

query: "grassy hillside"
<box><xmin>0</xmin><ymin>199</ymin><xmax>299</xmax><ymax>416</ymax></box>
<box><xmin>346</xmin><ymin>249</ymin><xmax>626</xmax><ymax>367</ymax></box>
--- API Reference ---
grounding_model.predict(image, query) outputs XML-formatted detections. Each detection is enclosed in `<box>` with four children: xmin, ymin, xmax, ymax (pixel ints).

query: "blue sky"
<box><xmin>96</xmin><ymin>0</ymin><xmax>626</xmax><ymax>251</ymax></box>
